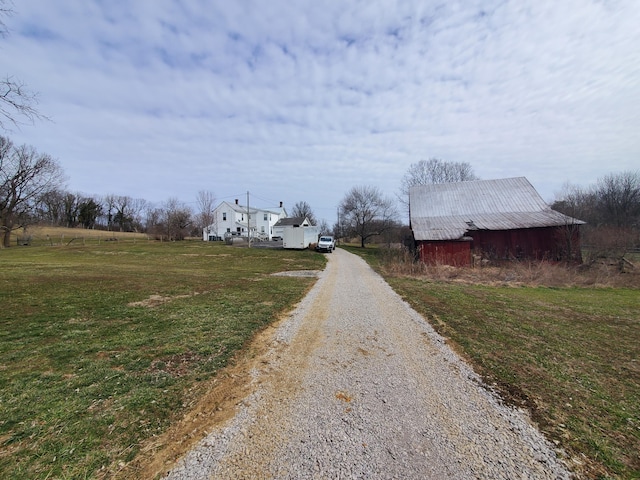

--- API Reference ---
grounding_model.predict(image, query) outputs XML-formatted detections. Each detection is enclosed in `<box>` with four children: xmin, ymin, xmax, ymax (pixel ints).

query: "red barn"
<box><xmin>409</xmin><ymin>177</ymin><xmax>585</xmax><ymax>266</ymax></box>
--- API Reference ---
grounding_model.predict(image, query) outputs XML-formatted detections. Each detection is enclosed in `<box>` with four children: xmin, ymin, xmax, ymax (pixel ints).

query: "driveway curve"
<box><xmin>166</xmin><ymin>248</ymin><xmax>570</xmax><ymax>479</ymax></box>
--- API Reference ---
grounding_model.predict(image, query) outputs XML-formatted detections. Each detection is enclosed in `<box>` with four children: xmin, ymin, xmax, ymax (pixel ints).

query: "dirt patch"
<box><xmin>271</xmin><ymin>270</ymin><xmax>321</xmax><ymax>277</ymax></box>
<box><xmin>127</xmin><ymin>292</ymin><xmax>206</xmax><ymax>308</ymax></box>
<box><xmin>115</xmin><ymin>318</ymin><xmax>290</xmax><ymax>479</ymax></box>
<box><xmin>150</xmin><ymin>352</ymin><xmax>220</xmax><ymax>378</ymax></box>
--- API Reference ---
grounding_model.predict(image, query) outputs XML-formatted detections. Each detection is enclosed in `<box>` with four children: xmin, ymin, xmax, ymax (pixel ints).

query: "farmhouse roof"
<box><xmin>273</xmin><ymin>216</ymin><xmax>310</xmax><ymax>227</ymax></box>
<box><xmin>410</xmin><ymin>177</ymin><xmax>585</xmax><ymax>241</ymax></box>
<box><xmin>220</xmin><ymin>200</ymin><xmax>285</xmax><ymax>215</ymax></box>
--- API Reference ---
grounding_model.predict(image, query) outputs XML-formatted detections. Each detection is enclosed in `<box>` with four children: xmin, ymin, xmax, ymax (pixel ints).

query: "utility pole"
<box><xmin>336</xmin><ymin>205</ymin><xmax>340</xmax><ymax>242</ymax></box>
<box><xmin>247</xmin><ymin>191</ymin><xmax>251</xmax><ymax>248</ymax></box>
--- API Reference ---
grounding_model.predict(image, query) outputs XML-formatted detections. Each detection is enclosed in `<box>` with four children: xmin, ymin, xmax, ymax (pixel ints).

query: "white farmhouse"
<box><xmin>202</xmin><ymin>199</ymin><xmax>287</xmax><ymax>241</ymax></box>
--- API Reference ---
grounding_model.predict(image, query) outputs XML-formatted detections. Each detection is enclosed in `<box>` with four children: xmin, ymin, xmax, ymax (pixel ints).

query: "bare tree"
<box><xmin>35</xmin><ymin>188</ymin><xmax>65</xmax><ymax>225</ymax></box>
<box><xmin>1</xmin><ymin>2</ymin><xmax>46</xmax><ymax>131</ymax></box>
<box><xmin>552</xmin><ymin>182</ymin><xmax>593</xmax><ymax>220</ymax></box>
<box><xmin>0</xmin><ymin>1</ymin><xmax>11</xmax><ymax>37</ymax></box>
<box><xmin>195</xmin><ymin>190</ymin><xmax>216</xmax><ymax>233</ymax></box>
<box><xmin>594</xmin><ymin>171</ymin><xmax>640</xmax><ymax>228</ymax></box>
<box><xmin>0</xmin><ymin>76</ymin><xmax>43</xmax><ymax>132</ymax></box>
<box><xmin>339</xmin><ymin>185</ymin><xmax>397</xmax><ymax>248</ymax></box>
<box><xmin>62</xmin><ymin>192</ymin><xmax>79</xmax><ymax>228</ymax></box>
<box><xmin>291</xmin><ymin>201</ymin><xmax>317</xmax><ymax>225</ymax></box>
<box><xmin>164</xmin><ymin>197</ymin><xmax>192</xmax><ymax>241</ymax></box>
<box><xmin>399</xmin><ymin>158</ymin><xmax>479</xmax><ymax>207</ymax></box>
<box><xmin>101</xmin><ymin>194</ymin><xmax>115</xmax><ymax>230</ymax></box>
<box><xmin>109</xmin><ymin>196</ymin><xmax>146</xmax><ymax>232</ymax></box>
<box><xmin>113</xmin><ymin>196</ymin><xmax>134</xmax><ymax>232</ymax></box>
<box><xmin>551</xmin><ymin>182</ymin><xmax>590</xmax><ymax>263</ymax></box>
<box><xmin>553</xmin><ymin>172</ymin><xmax>640</xmax><ymax>229</ymax></box>
<box><xmin>0</xmin><ymin>136</ymin><xmax>64</xmax><ymax>247</ymax></box>
<box><xmin>553</xmin><ymin>173</ymin><xmax>640</xmax><ymax>261</ymax></box>
<box><xmin>318</xmin><ymin>218</ymin><xmax>330</xmax><ymax>235</ymax></box>
<box><xmin>144</xmin><ymin>205</ymin><xmax>164</xmax><ymax>238</ymax></box>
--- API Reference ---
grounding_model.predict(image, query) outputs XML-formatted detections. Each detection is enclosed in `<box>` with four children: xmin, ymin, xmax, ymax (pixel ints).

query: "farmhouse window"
<box><xmin>223</xmin><ymin>212</ymin><xmax>227</xmax><ymax>221</ymax></box>
<box><xmin>264</xmin><ymin>213</ymin><xmax>268</xmax><ymax>221</ymax></box>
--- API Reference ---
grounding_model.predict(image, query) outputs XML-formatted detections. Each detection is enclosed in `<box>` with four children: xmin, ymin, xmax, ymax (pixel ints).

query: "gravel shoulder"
<box><xmin>165</xmin><ymin>248</ymin><xmax>571</xmax><ymax>479</ymax></box>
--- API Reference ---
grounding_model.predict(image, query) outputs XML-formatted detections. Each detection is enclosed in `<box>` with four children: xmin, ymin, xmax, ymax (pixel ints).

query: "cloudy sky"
<box><xmin>2</xmin><ymin>0</ymin><xmax>639</xmax><ymax>224</ymax></box>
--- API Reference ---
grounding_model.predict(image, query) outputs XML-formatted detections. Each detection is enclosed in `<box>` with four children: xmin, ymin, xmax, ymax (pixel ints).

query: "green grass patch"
<box><xmin>0</xmin><ymin>240</ymin><xmax>325</xmax><ymax>478</ymax></box>
<box><xmin>349</xmin><ymin>247</ymin><xmax>639</xmax><ymax>479</ymax></box>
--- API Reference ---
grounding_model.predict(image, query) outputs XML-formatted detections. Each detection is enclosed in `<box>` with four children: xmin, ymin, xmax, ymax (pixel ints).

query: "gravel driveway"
<box><xmin>166</xmin><ymin>248</ymin><xmax>570</xmax><ymax>479</ymax></box>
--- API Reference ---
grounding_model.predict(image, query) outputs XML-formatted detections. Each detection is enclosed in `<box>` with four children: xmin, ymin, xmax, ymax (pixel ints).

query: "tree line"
<box><xmin>2</xmin><ymin>134</ymin><xmax>637</xmax><ymax>252</ymax></box>
<box><xmin>552</xmin><ymin>171</ymin><xmax>640</xmax><ymax>255</ymax></box>
<box><xmin>552</xmin><ymin>172</ymin><xmax>640</xmax><ymax>229</ymax></box>
<box><xmin>0</xmin><ymin>135</ymin><xmax>220</xmax><ymax>247</ymax></box>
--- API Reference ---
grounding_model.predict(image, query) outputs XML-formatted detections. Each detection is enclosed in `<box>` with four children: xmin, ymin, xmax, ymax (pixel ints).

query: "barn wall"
<box><xmin>418</xmin><ymin>241</ymin><xmax>471</xmax><ymax>266</ymax></box>
<box><xmin>470</xmin><ymin>226</ymin><xmax>580</xmax><ymax>261</ymax></box>
<box><xmin>416</xmin><ymin>227</ymin><xmax>582</xmax><ymax>266</ymax></box>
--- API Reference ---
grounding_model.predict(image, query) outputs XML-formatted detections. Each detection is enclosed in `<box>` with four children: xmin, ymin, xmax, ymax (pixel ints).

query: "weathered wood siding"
<box><xmin>470</xmin><ymin>226</ymin><xmax>580</xmax><ymax>261</ymax></box>
<box><xmin>417</xmin><ymin>241</ymin><xmax>471</xmax><ymax>266</ymax></box>
<box><xmin>417</xmin><ymin>226</ymin><xmax>582</xmax><ymax>265</ymax></box>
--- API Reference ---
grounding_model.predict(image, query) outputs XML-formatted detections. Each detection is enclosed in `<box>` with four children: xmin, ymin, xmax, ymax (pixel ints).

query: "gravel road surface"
<box><xmin>166</xmin><ymin>248</ymin><xmax>570</xmax><ymax>479</ymax></box>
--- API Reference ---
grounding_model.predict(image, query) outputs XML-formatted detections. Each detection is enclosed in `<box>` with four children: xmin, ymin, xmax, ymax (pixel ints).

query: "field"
<box><xmin>346</xmin><ymin>246</ymin><xmax>639</xmax><ymax>479</ymax></box>
<box><xmin>9</xmin><ymin>225</ymin><xmax>153</xmax><ymax>247</ymax></box>
<box><xmin>2</xmin><ymin>230</ymin><xmax>638</xmax><ymax>479</ymax></box>
<box><xmin>0</xmin><ymin>233</ymin><xmax>326</xmax><ymax>478</ymax></box>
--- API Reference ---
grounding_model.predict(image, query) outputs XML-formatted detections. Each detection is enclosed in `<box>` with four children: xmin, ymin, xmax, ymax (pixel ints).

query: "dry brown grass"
<box><xmin>8</xmin><ymin>225</ymin><xmax>149</xmax><ymax>247</ymax></box>
<box><xmin>376</xmin><ymin>247</ymin><xmax>640</xmax><ymax>288</ymax></box>
<box><xmin>18</xmin><ymin>225</ymin><xmax>147</xmax><ymax>238</ymax></box>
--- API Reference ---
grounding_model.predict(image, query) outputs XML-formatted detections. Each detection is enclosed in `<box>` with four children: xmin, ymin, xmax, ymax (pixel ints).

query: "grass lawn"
<box><xmin>0</xmin><ymin>239</ymin><xmax>325</xmax><ymax>478</ymax></box>
<box><xmin>346</xmin><ymin>246</ymin><xmax>639</xmax><ymax>480</ymax></box>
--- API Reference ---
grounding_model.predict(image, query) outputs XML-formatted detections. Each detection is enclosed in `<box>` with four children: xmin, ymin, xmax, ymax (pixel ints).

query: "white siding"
<box><xmin>203</xmin><ymin>201</ymin><xmax>287</xmax><ymax>240</ymax></box>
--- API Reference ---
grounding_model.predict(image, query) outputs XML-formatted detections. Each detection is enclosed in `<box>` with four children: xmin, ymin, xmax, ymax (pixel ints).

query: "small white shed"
<box><xmin>274</xmin><ymin>217</ymin><xmax>319</xmax><ymax>249</ymax></box>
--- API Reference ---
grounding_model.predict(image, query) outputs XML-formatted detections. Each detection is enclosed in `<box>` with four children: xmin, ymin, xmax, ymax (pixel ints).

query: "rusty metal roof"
<box><xmin>410</xmin><ymin>177</ymin><xmax>585</xmax><ymax>241</ymax></box>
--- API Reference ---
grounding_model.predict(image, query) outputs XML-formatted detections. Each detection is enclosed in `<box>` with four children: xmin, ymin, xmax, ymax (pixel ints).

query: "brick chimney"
<box><xmin>279</xmin><ymin>201</ymin><xmax>283</xmax><ymax>208</ymax></box>
<box><xmin>235</xmin><ymin>199</ymin><xmax>238</xmax><ymax>205</ymax></box>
